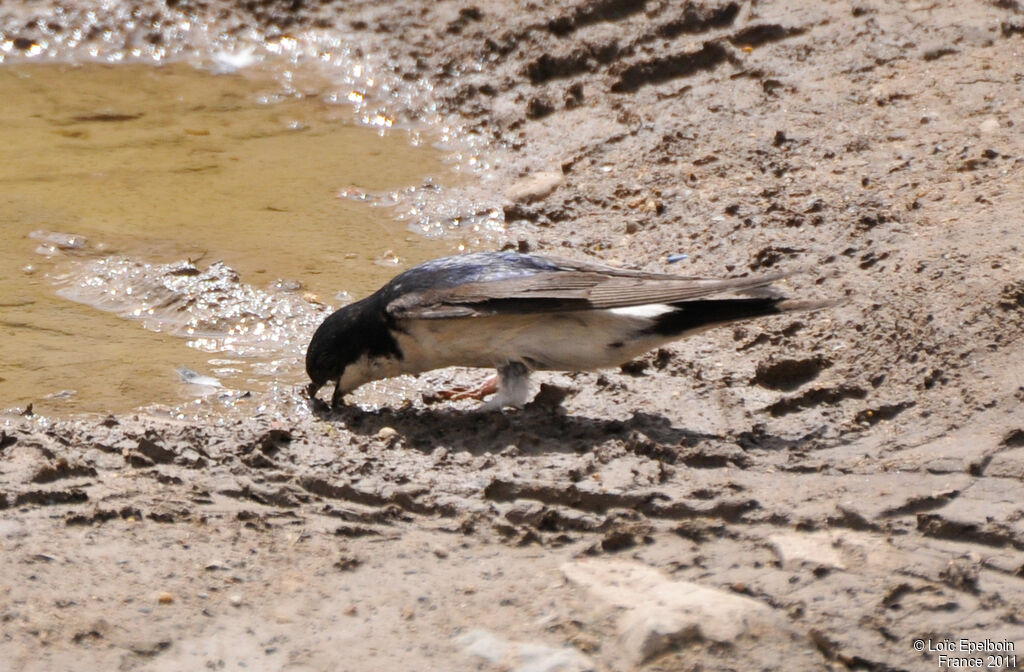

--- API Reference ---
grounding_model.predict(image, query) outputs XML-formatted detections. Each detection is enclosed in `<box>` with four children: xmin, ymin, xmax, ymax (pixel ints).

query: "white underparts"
<box><xmin>396</xmin><ymin>307</ymin><xmax>673</xmax><ymax>374</ymax></box>
<box><xmin>334</xmin><ymin>305</ymin><xmax>684</xmax><ymax>402</ymax></box>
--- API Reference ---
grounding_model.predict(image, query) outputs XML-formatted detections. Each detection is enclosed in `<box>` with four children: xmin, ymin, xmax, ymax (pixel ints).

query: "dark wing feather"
<box><xmin>387</xmin><ymin>255</ymin><xmax>790</xmax><ymax>320</ymax></box>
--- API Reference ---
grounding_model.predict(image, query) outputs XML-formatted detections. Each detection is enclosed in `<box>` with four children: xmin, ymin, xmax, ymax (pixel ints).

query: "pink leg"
<box><xmin>435</xmin><ymin>374</ymin><xmax>499</xmax><ymax>401</ymax></box>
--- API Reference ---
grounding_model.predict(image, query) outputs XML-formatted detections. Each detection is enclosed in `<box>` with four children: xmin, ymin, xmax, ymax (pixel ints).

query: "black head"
<box><xmin>305</xmin><ymin>294</ymin><xmax>402</xmax><ymax>403</ymax></box>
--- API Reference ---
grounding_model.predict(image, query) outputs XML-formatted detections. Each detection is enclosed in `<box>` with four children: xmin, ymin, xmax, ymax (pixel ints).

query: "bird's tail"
<box><xmin>647</xmin><ymin>297</ymin><xmax>835</xmax><ymax>337</ymax></box>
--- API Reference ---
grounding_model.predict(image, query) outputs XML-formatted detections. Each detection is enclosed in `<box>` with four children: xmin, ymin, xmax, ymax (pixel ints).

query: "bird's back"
<box><xmin>381</xmin><ymin>252</ymin><xmax>565</xmax><ymax>299</ymax></box>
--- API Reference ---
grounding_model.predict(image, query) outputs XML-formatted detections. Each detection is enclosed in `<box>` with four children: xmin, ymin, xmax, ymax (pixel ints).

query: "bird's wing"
<box><xmin>387</xmin><ymin>257</ymin><xmax>790</xmax><ymax>319</ymax></box>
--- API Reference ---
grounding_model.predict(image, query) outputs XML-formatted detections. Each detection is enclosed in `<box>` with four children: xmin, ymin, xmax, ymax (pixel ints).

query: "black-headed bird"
<box><xmin>305</xmin><ymin>252</ymin><xmax>829</xmax><ymax>409</ymax></box>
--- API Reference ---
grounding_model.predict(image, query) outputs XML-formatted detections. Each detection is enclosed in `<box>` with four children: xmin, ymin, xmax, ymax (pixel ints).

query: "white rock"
<box><xmin>457</xmin><ymin>629</ymin><xmax>593</xmax><ymax>672</ymax></box>
<box><xmin>505</xmin><ymin>171</ymin><xmax>564</xmax><ymax>203</ymax></box>
<box><xmin>769</xmin><ymin>531</ymin><xmax>846</xmax><ymax>570</ymax></box>
<box><xmin>562</xmin><ymin>559</ymin><xmax>781</xmax><ymax>664</ymax></box>
<box><xmin>979</xmin><ymin>118</ymin><xmax>1000</xmax><ymax>134</ymax></box>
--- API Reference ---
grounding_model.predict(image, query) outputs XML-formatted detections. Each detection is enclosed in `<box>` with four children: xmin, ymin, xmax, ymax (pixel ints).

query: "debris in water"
<box><xmin>374</xmin><ymin>250</ymin><xmax>402</xmax><ymax>267</ymax></box>
<box><xmin>29</xmin><ymin>230</ymin><xmax>88</xmax><ymax>256</ymax></box>
<box><xmin>271</xmin><ymin>279</ymin><xmax>302</xmax><ymax>292</ymax></box>
<box><xmin>175</xmin><ymin>367</ymin><xmax>223</xmax><ymax>388</ymax></box>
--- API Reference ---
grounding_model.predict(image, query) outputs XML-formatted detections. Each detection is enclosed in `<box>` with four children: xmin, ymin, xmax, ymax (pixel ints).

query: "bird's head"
<box><xmin>305</xmin><ymin>313</ymin><xmax>347</xmax><ymax>402</ymax></box>
<box><xmin>305</xmin><ymin>295</ymin><xmax>403</xmax><ymax>407</ymax></box>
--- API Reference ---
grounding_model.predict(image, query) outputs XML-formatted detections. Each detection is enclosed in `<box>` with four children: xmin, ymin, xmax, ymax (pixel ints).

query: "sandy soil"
<box><xmin>2</xmin><ymin>1</ymin><xmax>1023</xmax><ymax>670</ymax></box>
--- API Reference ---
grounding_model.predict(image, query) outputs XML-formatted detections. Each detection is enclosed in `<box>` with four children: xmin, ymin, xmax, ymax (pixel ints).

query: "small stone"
<box><xmin>769</xmin><ymin>532</ymin><xmax>846</xmax><ymax>570</ymax></box>
<box><xmin>505</xmin><ymin>171</ymin><xmax>564</xmax><ymax>203</ymax></box>
<box><xmin>525</xmin><ymin>96</ymin><xmax>555</xmax><ymax>119</ymax></box>
<box><xmin>527</xmin><ymin>383</ymin><xmax>572</xmax><ymax>410</ymax></box>
<box><xmin>128</xmin><ymin>638</ymin><xmax>171</xmax><ymax>656</ymax></box>
<box><xmin>979</xmin><ymin>118</ymin><xmax>1000</xmax><ymax>134</ymax></box>
<box><xmin>376</xmin><ymin>427</ymin><xmax>398</xmax><ymax>441</ymax></box>
<box><xmin>229</xmin><ymin>594</ymin><xmax>243</xmax><ymax>607</ymax></box>
<box><xmin>334</xmin><ymin>553</ymin><xmax>362</xmax><ymax>571</ymax></box>
<box><xmin>157</xmin><ymin>591</ymin><xmax>174</xmax><ymax>605</ymax></box>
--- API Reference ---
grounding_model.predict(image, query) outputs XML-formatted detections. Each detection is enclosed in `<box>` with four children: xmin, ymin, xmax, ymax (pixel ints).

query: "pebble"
<box><xmin>769</xmin><ymin>531</ymin><xmax>846</xmax><ymax>570</ymax></box>
<box><xmin>505</xmin><ymin>171</ymin><xmax>564</xmax><ymax>203</ymax></box>
<box><xmin>157</xmin><ymin>591</ymin><xmax>174</xmax><ymax>605</ymax></box>
<box><xmin>979</xmin><ymin>118</ymin><xmax>1000</xmax><ymax>134</ymax></box>
<box><xmin>377</xmin><ymin>426</ymin><xmax>398</xmax><ymax>441</ymax></box>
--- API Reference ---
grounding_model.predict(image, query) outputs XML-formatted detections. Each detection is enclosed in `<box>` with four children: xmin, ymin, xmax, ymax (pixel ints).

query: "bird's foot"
<box><xmin>434</xmin><ymin>375</ymin><xmax>499</xmax><ymax>402</ymax></box>
<box><xmin>478</xmin><ymin>361</ymin><xmax>533</xmax><ymax>410</ymax></box>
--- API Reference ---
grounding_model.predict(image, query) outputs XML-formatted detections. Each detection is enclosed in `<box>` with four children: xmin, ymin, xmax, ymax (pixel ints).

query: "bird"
<box><xmin>305</xmin><ymin>251</ymin><xmax>830</xmax><ymax>409</ymax></box>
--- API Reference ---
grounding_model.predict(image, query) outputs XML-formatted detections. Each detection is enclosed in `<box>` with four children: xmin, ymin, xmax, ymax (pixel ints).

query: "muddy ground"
<box><xmin>2</xmin><ymin>1</ymin><xmax>1024</xmax><ymax>670</ymax></box>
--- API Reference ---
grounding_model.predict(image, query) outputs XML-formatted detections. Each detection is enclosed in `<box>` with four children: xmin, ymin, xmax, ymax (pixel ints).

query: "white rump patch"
<box><xmin>607</xmin><ymin>304</ymin><xmax>674</xmax><ymax>319</ymax></box>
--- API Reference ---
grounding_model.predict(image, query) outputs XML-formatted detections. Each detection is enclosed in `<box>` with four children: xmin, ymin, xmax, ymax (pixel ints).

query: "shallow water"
<box><xmin>0</xmin><ymin>62</ymin><xmax>456</xmax><ymax>415</ymax></box>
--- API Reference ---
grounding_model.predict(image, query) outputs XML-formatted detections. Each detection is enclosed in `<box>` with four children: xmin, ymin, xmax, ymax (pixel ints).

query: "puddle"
<box><xmin>0</xmin><ymin>62</ymin><xmax>459</xmax><ymax>416</ymax></box>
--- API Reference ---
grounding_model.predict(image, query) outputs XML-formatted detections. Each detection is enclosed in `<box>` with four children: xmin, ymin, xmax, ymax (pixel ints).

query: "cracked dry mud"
<box><xmin>2</xmin><ymin>1</ymin><xmax>1024</xmax><ymax>671</ymax></box>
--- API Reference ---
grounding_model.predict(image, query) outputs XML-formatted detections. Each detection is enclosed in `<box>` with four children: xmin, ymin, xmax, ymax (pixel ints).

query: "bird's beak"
<box><xmin>305</xmin><ymin>381</ymin><xmax>321</xmax><ymax>399</ymax></box>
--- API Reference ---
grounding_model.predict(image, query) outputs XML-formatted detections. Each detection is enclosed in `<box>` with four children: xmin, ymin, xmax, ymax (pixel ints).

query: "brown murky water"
<box><xmin>0</xmin><ymin>62</ymin><xmax>456</xmax><ymax>415</ymax></box>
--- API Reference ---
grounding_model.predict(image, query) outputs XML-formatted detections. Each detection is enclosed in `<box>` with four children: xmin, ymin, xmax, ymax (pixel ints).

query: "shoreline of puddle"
<box><xmin>0</xmin><ymin>59</ymin><xmax>491</xmax><ymax>418</ymax></box>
